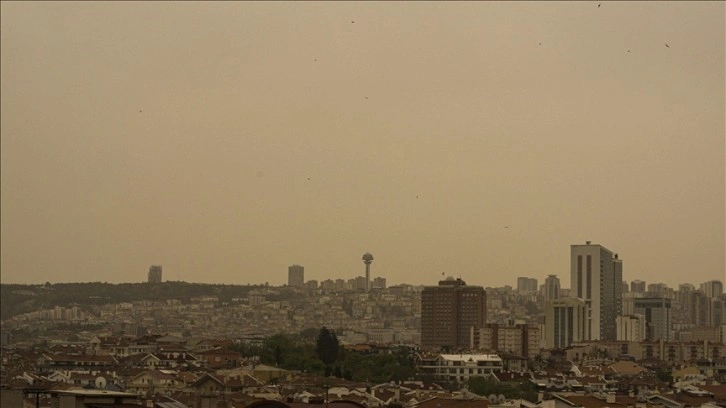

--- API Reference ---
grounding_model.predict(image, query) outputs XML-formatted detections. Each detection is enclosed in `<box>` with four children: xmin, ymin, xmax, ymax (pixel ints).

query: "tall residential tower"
<box><xmin>570</xmin><ymin>241</ymin><xmax>623</xmax><ymax>341</ymax></box>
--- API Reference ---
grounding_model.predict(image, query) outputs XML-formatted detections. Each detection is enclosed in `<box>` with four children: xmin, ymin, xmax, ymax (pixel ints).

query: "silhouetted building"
<box><xmin>517</xmin><ymin>277</ymin><xmax>538</xmax><ymax>293</ymax></box>
<box><xmin>647</xmin><ymin>283</ymin><xmax>672</xmax><ymax>298</ymax></box>
<box><xmin>421</xmin><ymin>277</ymin><xmax>486</xmax><ymax>350</ymax></box>
<box><xmin>631</xmin><ymin>280</ymin><xmax>646</xmax><ymax>293</ymax></box>
<box><xmin>288</xmin><ymin>264</ymin><xmax>304</xmax><ymax>287</ymax></box>
<box><xmin>700</xmin><ymin>280</ymin><xmax>724</xmax><ymax>298</ymax></box>
<box><xmin>148</xmin><ymin>265</ymin><xmax>162</xmax><ymax>283</ymax></box>
<box><xmin>570</xmin><ymin>241</ymin><xmax>622</xmax><ymax>341</ymax></box>
<box><xmin>677</xmin><ymin>283</ymin><xmax>696</xmax><ymax>305</ymax></box>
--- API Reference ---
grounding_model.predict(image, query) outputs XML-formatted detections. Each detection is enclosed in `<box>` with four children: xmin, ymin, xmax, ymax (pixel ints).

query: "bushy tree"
<box><xmin>315</xmin><ymin>327</ymin><xmax>340</xmax><ymax>370</ymax></box>
<box><xmin>468</xmin><ymin>376</ymin><xmax>538</xmax><ymax>402</ymax></box>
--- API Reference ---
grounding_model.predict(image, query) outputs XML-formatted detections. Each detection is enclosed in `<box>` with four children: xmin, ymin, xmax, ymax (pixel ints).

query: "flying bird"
<box><xmin>665</xmin><ymin>43</ymin><xmax>670</xmax><ymax>48</ymax></box>
<box><xmin>598</xmin><ymin>3</ymin><xmax>601</xmax><ymax>7</ymax></box>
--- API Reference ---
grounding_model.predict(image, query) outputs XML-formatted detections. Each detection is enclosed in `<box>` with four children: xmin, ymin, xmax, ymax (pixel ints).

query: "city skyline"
<box><xmin>1</xmin><ymin>2</ymin><xmax>724</xmax><ymax>288</ymax></box>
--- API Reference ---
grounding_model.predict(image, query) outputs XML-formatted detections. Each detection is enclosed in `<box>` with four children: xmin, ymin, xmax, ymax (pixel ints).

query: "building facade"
<box><xmin>517</xmin><ymin>277</ymin><xmax>538</xmax><ymax>294</ymax></box>
<box><xmin>417</xmin><ymin>354</ymin><xmax>503</xmax><ymax>383</ymax></box>
<box><xmin>616</xmin><ymin>314</ymin><xmax>646</xmax><ymax>342</ymax></box>
<box><xmin>631</xmin><ymin>280</ymin><xmax>646</xmax><ymax>293</ymax></box>
<box><xmin>570</xmin><ymin>242</ymin><xmax>623</xmax><ymax>341</ymax></box>
<box><xmin>470</xmin><ymin>323</ymin><xmax>540</xmax><ymax>357</ymax></box>
<box><xmin>421</xmin><ymin>277</ymin><xmax>486</xmax><ymax>350</ymax></box>
<box><xmin>700</xmin><ymin>280</ymin><xmax>724</xmax><ymax>299</ymax></box>
<box><xmin>545</xmin><ymin>297</ymin><xmax>587</xmax><ymax>349</ymax></box>
<box><xmin>634</xmin><ymin>297</ymin><xmax>672</xmax><ymax>341</ymax></box>
<box><xmin>544</xmin><ymin>275</ymin><xmax>561</xmax><ymax>301</ymax></box>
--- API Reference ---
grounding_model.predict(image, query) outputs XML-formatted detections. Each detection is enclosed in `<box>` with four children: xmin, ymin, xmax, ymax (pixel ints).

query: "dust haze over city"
<box><xmin>1</xmin><ymin>2</ymin><xmax>724</xmax><ymax>289</ymax></box>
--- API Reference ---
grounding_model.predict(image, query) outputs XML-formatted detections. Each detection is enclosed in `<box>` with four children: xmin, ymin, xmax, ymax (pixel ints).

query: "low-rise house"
<box><xmin>36</xmin><ymin>353</ymin><xmax>118</xmax><ymax>375</ymax></box>
<box><xmin>417</xmin><ymin>354</ymin><xmax>503</xmax><ymax>384</ymax></box>
<box><xmin>609</xmin><ymin>361</ymin><xmax>647</xmax><ymax>378</ymax></box>
<box><xmin>126</xmin><ymin>369</ymin><xmax>181</xmax><ymax>396</ymax></box>
<box><xmin>190</xmin><ymin>373</ymin><xmax>227</xmax><ymax>396</ymax></box>
<box><xmin>196</xmin><ymin>348</ymin><xmax>242</xmax><ymax>369</ymax></box>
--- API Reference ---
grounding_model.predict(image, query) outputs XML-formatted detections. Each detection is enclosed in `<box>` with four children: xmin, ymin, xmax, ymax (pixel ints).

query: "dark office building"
<box><xmin>421</xmin><ymin>277</ymin><xmax>486</xmax><ymax>350</ymax></box>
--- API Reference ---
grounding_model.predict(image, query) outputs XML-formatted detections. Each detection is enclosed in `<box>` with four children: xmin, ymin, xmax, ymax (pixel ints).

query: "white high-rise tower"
<box><xmin>570</xmin><ymin>241</ymin><xmax>623</xmax><ymax>341</ymax></box>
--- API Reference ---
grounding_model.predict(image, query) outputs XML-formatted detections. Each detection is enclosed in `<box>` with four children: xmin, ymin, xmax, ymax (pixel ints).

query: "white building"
<box><xmin>616</xmin><ymin>314</ymin><xmax>646</xmax><ymax>342</ymax></box>
<box><xmin>418</xmin><ymin>354</ymin><xmax>503</xmax><ymax>383</ymax></box>
<box><xmin>545</xmin><ymin>297</ymin><xmax>587</xmax><ymax>349</ymax></box>
<box><xmin>570</xmin><ymin>241</ymin><xmax>623</xmax><ymax>341</ymax></box>
<box><xmin>544</xmin><ymin>275</ymin><xmax>561</xmax><ymax>301</ymax></box>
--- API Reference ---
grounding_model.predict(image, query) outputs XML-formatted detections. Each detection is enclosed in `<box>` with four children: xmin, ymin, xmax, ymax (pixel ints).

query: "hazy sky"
<box><xmin>1</xmin><ymin>2</ymin><xmax>724</xmax><ymax>289</ymax></box>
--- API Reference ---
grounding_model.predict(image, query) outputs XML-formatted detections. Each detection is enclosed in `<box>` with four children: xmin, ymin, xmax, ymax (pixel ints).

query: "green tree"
<box><xmin>261</xmin><ymin>334</ymin><xmax>294</xmax><ymax>366</ymax></box>
<box><xmin>315</xmin><ymin>327</ymin><xmax>340</xmax><ymax>373</ymax></box>
<box><xmin>274</xmin><ymin>345</ymin><xmax>284</xmax><ymax>366</ymax></box>
<box><xmin>468</xmin><ymin>376</ymin><xmax>538</xmax><ymax>402</ymax></box>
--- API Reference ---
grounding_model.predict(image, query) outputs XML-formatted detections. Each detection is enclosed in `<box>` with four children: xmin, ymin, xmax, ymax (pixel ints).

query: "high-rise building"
<box><xmin>544</xmin><ymin>275</ymin><xmax>561</xmax><ymax>301</ymax></box>
<box><xmin>517</xmin><ymin>277</ymin><xmax>538</xmax><ymax>294</ymax></box>
<box><xmin>677</xmin><ymin>283</ymin><xmax>696</xmax><ymax>306</ymax></box>
<box><xmin>631</xmin><ymin>280</ymin><xmax>646</xmax><ymax>293</ymax></box>
<box><xmin>700</xmin><ymin>280</ymin><xmax>724</xmax><ymax>299</ymax></box>
<box><xmin>621</xmin><ymin>291</ymin><xmax>645</xmax><ymax>316</ymax></box>
<box><xmin>545</xmin><ymin>297</ymin><xmax>587</xmax><ymax>349</ymax></box>
<box><xmin>634</xmin><ymin>297</ymin><xmax>672</xmax><ymax>341</ymax></box>
<box><xmin>372</xmin><ymin>277</ymin><xmax>387</xmax><ymax>290</ymax></box>
<box><xmin>616</xmin><ymin>314</ymin><xmax>646</xmax><ymax>342</ymax></box>
<box><xmin>647</xmin><ymin>283</ymin><xmax>673</xmax><ymax>298</ymax></box>
<box><xmin>421</xmin><ymin>277</ymin><xmax>487</xmax><ymax>350</ymax></box>
<box><xmin>691</xmin><ymin>291</ymin><xmax>726</xmax><ymax>327</ymax></box>
<box><xmin>570</xmin><ymin>241</ymin><xmax>623</xmax><ymax>341</ymax></box>
<box><xmin>148</xmin><ymin>265</ymin><xmax>162</xmax><ymax>283</ymax></box>
<box><xmin>288</xmin><ymin>265</ymin><xmax>304</xmax><ymax>287</ymax></box>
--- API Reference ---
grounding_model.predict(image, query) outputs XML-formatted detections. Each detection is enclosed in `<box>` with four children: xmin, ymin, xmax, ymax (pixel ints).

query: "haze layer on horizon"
<box><xmin>1</xmin><ymin>2</ymin><xmax>724</xmax><ymax>288</ymax></box>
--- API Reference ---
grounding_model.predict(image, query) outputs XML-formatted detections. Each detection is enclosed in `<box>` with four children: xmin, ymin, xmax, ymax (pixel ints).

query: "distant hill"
<box><xmin>0</xmin><ymin>281</ymin><xmax>266</xmax><ymax>320</ymax></box>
